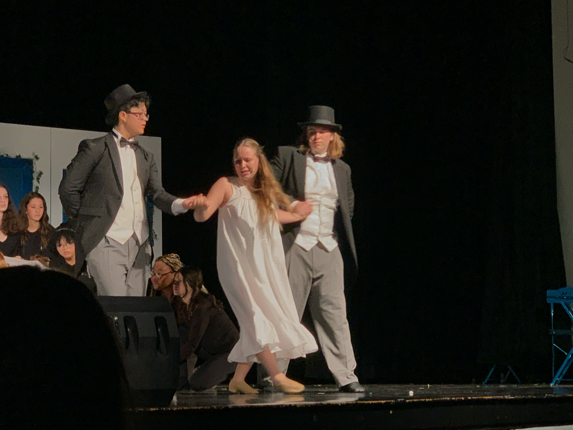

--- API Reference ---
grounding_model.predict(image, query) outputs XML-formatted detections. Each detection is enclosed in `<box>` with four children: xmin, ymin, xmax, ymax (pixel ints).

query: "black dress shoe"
<box><xmin>339</xmin><ymin>382</ymin><xmax>365</xmax><ymax>393</ymax></box>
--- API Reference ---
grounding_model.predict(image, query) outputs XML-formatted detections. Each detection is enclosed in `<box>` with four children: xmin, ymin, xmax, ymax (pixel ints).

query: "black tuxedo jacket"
<box><xmin>271</xmin><ymin>146</ymin><xmax>358</xmax><ymax>273</ymax></box>
<box><xmin>59</xmin><ymin>132</ymin><xmax>177</xmax><ymax>255</ymax></box>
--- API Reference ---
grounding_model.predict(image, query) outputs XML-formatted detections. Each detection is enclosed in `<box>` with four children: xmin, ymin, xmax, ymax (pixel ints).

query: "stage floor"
<box><xmin>127</xmin><ymin>384</ymin><xmax>573</xmax><ymax>430</ymax></box>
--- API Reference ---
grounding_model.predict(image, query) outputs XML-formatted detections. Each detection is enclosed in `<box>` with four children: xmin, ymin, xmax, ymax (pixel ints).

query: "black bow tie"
<box><xmin>311</xmin><ymin>154</ymin><xmax>331</xmax><ymax>163</ymax></box>
<box><xmin>120</xmin><ymin>138</ymin><xmax>138</xmax><ymax>148</ymax></box>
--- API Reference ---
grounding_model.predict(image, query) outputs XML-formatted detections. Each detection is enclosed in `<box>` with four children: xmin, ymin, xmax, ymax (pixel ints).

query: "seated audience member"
<box><xmin>16</xmin><ymin>192</ymin><xmax>54</xmax><ymax>260</ymax></box>
<box><xmin>49</xmin><ymin>226</ymin><xmax>97</xmax><ymax>293</ymax></box>
<box><xmin>0</xmin><ymin>266</ymin><xmax>127</xmax><ymax>429</ymax></box>
<box><xmin>173</xmin><ymin>267</ymin><xmax>239</xmax><ymax>392</ymax></box>
<box><xmin>147</xmin><ymin>253</ymin><xmax>183</xmax><ymax>302</ymax></box>
<box><xmin>0</xmin><ymin>183</ymin><xmax>20</xmax><ymax>256</ymax></box>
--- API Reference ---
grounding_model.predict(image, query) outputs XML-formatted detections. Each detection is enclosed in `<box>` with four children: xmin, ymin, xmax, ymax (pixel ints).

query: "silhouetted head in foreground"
<box><xmin>0</xmin><ymin>266</ymin><xmax>127</xmax><ymax>429</ymax></box>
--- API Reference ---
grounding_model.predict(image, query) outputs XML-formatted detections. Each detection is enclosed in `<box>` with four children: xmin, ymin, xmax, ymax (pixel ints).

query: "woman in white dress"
<box><xmin>193</xmin><ymin>138</ymin><xmax>318</xmax><ymax>394</ymax></box>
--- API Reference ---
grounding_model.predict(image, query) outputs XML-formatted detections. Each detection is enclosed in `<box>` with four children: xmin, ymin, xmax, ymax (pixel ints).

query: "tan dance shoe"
<box><xmin>273</xmin><ymin>378</ymin><xmax>305</xmax><ymax>394</ymax></box>
<box><xmin>229</xmin><ymin>379</ymin><xmax>259</xmax><ymax>394</ymax></box>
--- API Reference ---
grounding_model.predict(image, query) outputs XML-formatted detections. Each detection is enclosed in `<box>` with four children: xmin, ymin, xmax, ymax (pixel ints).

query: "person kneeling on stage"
<box><xmin>147</xmin><ymin>253</ymin><xmax>183</xmax><ymax>301</ymax></box>
<box><xmin>172</xmin><ymin>267</ymin><xmax>239</xmax><ymax>392</ymax></box>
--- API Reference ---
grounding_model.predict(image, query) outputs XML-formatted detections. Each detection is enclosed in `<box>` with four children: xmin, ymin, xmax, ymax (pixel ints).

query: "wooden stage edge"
<box><xmin>125</xmin><ymin>384</ymin><xmax>573</xmax><ymax>430</ymax></box>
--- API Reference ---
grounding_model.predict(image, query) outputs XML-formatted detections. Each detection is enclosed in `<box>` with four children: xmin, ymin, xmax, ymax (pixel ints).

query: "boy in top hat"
<box><xmin>59</xmin><ymin>84</ymin><xmax>201</xmax><ymax>296</ymax></box>
<box><xmin>270</xmin><ymin>105</ymin><xmax>363</xmax><ymax>392</ymax></box>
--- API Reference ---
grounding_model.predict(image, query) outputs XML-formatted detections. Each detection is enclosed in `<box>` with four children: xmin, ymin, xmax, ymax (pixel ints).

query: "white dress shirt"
<box><xmin>294</xmin><ymin>154</ymin><xmax>339</xmax><ymax>252</ymax></box>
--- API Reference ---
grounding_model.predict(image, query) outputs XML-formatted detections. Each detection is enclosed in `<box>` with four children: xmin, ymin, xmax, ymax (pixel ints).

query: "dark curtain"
<box><xmin>478</xmin><ymin>1</ymin><xmax>566</xmax><ymax>382</ymax></box>
<box><xmin>0</xmin><ymin>0</ymin><xmax>566</xmax><ymax>384</ymax></box>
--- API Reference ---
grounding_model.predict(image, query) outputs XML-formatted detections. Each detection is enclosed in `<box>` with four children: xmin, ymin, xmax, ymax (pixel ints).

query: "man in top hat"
<box><xmin>59</xmin><ymin>84</ymin><xmax>201</xmax><ymax>296</ymax></box>
<box><xmin>269</xmin><ymin>105</ymin><xmax>363</xmax><ymax>392</ymax></box>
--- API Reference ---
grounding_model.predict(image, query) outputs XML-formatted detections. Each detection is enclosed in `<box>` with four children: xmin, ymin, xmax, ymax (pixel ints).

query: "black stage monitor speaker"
<box><xmin>98</xmin><ymin>296</ymin><xmax>179</xmax><ymax>408</ymax></box>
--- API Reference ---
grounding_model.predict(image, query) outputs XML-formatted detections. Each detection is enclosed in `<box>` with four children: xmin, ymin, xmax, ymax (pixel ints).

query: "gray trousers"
<box><xmin>86</xmin><ymin>234</ymin><xmax>151</xmax><ymax>296</ymax></box>
<box><xmin>272</xmin><ymin>243</ymin><xmax>358</xmax><ymax>386</ymax></box>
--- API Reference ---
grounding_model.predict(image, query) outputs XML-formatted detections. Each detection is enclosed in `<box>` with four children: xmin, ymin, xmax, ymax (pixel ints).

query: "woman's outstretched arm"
<box><xmin>277</xmin><ymin>201</ymin><xmax>312</xmax><ymax>224</ymax></box>
<box><xmin>193</xmin><ymin>177</ymin><xmax>233</xmax><ymax>222</ymax></box>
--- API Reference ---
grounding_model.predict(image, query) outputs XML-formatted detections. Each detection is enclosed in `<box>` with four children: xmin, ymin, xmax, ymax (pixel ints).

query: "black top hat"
<box><xmin>104</xmin><ymin>84</ymin><xmax>148</xmax><ymax>125</ymax></box>
<box><xmin>298</xmin><ymin>105</ymin><xmax>342</xmax><ymax>131</ymax></box>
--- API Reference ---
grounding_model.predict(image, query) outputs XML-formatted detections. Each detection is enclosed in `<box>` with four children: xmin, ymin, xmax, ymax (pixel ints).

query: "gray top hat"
<box><xmin>104</xmin><ymin>84</ymin><xmax>148</xmax><ymax>125</ymax></box>
<box><xmin>298</xmin><ymin>105</ymin><xmax>342</xmax><ymax>131</ymax></box>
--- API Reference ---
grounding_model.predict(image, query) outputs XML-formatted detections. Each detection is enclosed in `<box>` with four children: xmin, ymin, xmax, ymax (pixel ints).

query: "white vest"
<box><xmin>106</xmin><ymin>130</ymin><xmax>148</xmax><ymax>245</ymax></box>
<box><xmin>295</xmin><ymin>154</ymin><xmax>339</xmax><ymax>252</ymax></box>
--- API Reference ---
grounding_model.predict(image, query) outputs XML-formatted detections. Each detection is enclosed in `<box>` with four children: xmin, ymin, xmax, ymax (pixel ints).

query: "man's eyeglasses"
<box><xmin>150</xmin><ymin>271</ymin><xmax>173</xmax><ymax>278</ymax></box>
<box><xmin>127</xmin><ymin>111</ymin><xmax>150</xmax><ymax>121</ymax></box>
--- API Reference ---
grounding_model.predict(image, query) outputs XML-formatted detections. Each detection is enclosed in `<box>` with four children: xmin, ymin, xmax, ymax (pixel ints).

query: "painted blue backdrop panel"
<box><xmin>0</xmin><ymin>157</ymin><xmax>33</xmax><ymax>208</ymax></box>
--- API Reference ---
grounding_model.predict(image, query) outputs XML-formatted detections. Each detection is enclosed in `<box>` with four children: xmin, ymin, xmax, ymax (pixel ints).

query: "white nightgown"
<box><xmin>217</xmin><ymin>179</ymin><xmax>318</xmax><ymax>363</ymax></box>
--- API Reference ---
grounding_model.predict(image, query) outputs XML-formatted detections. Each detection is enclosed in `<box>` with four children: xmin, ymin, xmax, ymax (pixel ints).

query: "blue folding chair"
<box><xmin>546</xmin><ymin>286</ymin><xmax>573</xmax><ymax>385</ymax></box>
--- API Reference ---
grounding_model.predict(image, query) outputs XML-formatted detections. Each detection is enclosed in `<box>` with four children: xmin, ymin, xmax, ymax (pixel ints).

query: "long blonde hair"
<box><xmin>234</xmin><ymin>138</ymin><xmax>291</xmax><ymax>225</ymax></box>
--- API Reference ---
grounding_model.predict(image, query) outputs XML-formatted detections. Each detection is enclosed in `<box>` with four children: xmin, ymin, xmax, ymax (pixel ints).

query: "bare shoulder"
<box><xmin>212</xmin><ymin>177</ymin><xmax>234</xmax><ymax>207</ymax></box>
<box><xmin>212</xmin><ymin>176</ymin><xmax>234</xmax><ymax>196</ymax></box>
<box><xmin>215</xmin><ymin>176</ymin><xmax>233</xmax><ymax>187</ymax></box>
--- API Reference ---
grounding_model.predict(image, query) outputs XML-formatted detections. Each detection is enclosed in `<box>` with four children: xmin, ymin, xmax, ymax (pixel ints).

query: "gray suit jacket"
<box><xmin>58</xmin><ymin>132</ymin><xmax>177</xmax><ymax>255</ymax></box>
<box><xmin>271</xmin><ymin>146</ymin><xmax>358</xmax><ymax>272</ymax></box>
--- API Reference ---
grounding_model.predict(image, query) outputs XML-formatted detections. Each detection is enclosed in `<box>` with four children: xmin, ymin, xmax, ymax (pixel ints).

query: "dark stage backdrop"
<box><xmin>0</xmin><ymin>1</ymin><xmax>563</xmax><ymax>383</ymax></box>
